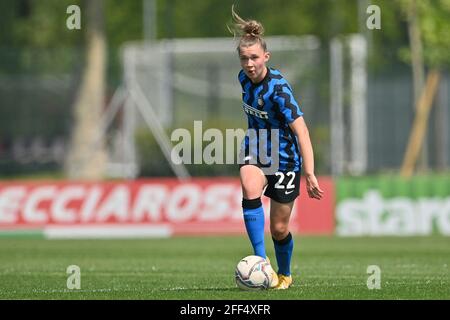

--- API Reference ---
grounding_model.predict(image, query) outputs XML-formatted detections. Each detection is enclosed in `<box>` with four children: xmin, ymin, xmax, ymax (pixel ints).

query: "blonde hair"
<box><xmin>228</xmin><ymin>5</ymin><xmax>267</xmax><ymax>53</ymax></box>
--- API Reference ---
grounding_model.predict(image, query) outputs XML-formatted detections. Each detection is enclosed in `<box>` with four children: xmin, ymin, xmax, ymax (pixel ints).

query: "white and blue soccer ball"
<box><xmin>235</xmin><ymin>255</ymin><xmax>273</xmax><ymax>290</ymax></box>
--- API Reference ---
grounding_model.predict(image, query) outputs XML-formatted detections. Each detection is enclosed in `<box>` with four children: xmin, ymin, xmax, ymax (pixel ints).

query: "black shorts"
<box><xmin>240</xmin><ymin>164</ymin><xmax>301</xmax><ymax>203</ymax></box>
<box><xmin>264</xmin><ymin>171</ymin><xmax>301</xmax><ymax>203</ymax></box>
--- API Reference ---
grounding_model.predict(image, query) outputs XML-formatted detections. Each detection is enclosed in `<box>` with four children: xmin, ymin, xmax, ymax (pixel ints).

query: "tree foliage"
<box><xmin>4</xmin><ymin>0</ymin><xmax>439</xmax><ymax>72</ymax></box>
<box><xmin>397</xmin><ymin>0</ymin><xmax>450</xmax><ymax>69</ymax></box>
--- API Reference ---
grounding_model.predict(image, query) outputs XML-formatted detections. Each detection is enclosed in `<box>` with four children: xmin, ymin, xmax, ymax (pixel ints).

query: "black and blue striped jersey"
<box><xmin>238</xmin><ymin>67</ymin><xmax>303</xmax><ymax>172</ymax></box>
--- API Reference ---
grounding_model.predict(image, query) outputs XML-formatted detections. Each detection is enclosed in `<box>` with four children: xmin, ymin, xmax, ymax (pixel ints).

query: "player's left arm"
<box><xmin>274</xmin><ymin>84</ymin><xmax>324</xmax><ymax>200</ymax></box>
<box><xmin>289</xmin><ymin>116</ymin><xmax>324</xmax><ymax>200</ymax></box>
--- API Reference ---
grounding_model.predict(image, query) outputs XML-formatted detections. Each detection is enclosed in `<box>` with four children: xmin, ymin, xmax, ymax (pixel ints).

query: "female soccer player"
<box><xmin>230</xmin><ymin>7</ymin><xmax>324</xmax><ymax>289</ymax></box>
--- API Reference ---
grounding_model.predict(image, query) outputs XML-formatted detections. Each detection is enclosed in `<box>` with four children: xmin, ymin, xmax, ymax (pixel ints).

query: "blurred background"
<box><xmin>0</xmin><ymin>0</ymin><xmax>450</xmax><ymax>238</ymax></box>
<box><xmin>0</xmin><ymin>0</ymin><xmax>448</xmax><ymax>180</ymax></box>
<box><xmin>1</xmin><ymin>1</ymin><xmax>450</xmax><ymax>300</ymax></box>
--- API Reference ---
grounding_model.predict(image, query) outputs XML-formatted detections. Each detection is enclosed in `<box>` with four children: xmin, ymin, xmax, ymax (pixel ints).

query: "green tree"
<box><xmin>398</xmin><ymin>0</ymin><xmax>450</xmax><ymax>176</ymax></box>
<box><xmin>65</xmin><ymin>0</ymin><xmax>108</xmax><ymax>180</ymax></box>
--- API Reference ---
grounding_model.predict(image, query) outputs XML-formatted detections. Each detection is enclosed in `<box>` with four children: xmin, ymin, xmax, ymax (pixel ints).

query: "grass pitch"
<box><xmin>0</xmin><ymin>236</ymin><xmax>449</xmax><ymax>300</ymax></box>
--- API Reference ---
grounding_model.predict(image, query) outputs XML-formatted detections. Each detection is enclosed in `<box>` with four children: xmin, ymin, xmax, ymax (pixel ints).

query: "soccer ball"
<box><xmin>235</xmin><ymin>255</ymin><xmax>273</xmax><ymax>290</ymax></box>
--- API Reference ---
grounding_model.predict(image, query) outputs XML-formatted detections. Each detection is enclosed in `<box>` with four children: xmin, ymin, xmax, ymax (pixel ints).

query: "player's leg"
<box><xmin>239</xmin><ymin>164</ymin><xmax>267</xmax><ymax>258</ymax></box>
<box><xmin>270</xmin><ymin>199</ymin><xmax>295</xmax><ymax>289</ymax></box>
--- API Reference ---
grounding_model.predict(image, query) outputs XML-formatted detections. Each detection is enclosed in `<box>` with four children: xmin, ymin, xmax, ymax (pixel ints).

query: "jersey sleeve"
<box><xmin>273</xmin><ymin>84</ymin><xmax>303</xmax><ymax>124</ymax></box>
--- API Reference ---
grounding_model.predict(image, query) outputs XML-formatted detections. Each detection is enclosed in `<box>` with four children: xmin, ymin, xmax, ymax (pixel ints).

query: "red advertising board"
<box><xmin>0</xmin><ymin>178</ymin><xmax>334</xmax><ymax>237</ymax></box>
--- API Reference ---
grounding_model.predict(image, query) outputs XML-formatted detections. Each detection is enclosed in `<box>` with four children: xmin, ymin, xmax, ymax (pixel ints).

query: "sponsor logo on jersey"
<box><xmin>243</xmin><ymin>102</ymin><xmax>268</xmax><ymax>119</ymax></box>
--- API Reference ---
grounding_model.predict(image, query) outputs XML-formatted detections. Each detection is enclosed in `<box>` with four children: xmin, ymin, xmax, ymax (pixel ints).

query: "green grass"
<box><xmin>0</xmin><ymin>236</ymin><xmax>449</xmax><ymax>299</ymax></box>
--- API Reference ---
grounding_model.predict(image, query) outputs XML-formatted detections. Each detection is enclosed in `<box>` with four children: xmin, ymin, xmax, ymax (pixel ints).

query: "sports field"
<box><xmin>0</xmin><ymin>236</ymin><xmax>449</xmax><ymax>300</ymax></box>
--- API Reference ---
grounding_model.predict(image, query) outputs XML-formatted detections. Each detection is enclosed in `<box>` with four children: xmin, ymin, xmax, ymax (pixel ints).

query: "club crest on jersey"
<box><xmin>258</xmin><ymin>97</ymin><xmax>264</xmax><ymax>106</ymax></box>
<box><xmin>243</xmin><ymin>102</ymin><xmax>268</xmax><ymax>119</ymax></box>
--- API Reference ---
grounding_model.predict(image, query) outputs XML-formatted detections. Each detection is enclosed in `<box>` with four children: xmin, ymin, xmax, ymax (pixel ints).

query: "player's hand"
<box><xmin>305</xmin><ymin>174</ymin><xmax>324</xmax><ymax>200</ymax></box>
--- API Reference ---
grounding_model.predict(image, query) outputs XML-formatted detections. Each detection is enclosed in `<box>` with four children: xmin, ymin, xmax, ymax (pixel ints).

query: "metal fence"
<box><xmin>0</xmin><ymin>38</ymin><xmax>449</xmax><ymax>178</ymax></box>
<box><xmin>367</xmin><ymin>68</ymin><xmax>449</xmax><ymax>173</ymax></box>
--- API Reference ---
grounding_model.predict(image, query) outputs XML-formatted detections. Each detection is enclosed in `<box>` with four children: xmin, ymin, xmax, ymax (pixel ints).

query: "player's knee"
<box><xmin>270</xmin><ymin>223</ymin><xmax>289</xmax><ymax>240</ymax></box>
<box><xmin>240</xmin><ymin>167</ymin><xmax>265</xmax><ymax>199</ymax></box>
<box><xmin>241</xmin><ymin>181</ymin><xmax>263</xmax><ymax>199</ymax></box>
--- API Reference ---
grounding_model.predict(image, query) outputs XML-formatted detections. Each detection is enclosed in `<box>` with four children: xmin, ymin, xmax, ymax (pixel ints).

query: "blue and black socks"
<box><xmin>272</xmin><ymin>232</ymin><xmax>293</xmax><ymax>276</ymax></box>
<box><xmin>242</xmin><ymin>198</ymin><xmax>294</xmax><ymax>276</ymax></box>
<box><xmin>242</xmin><ymin>197</ymin><xmax>266</xmax><ymax>258</ymax></box>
